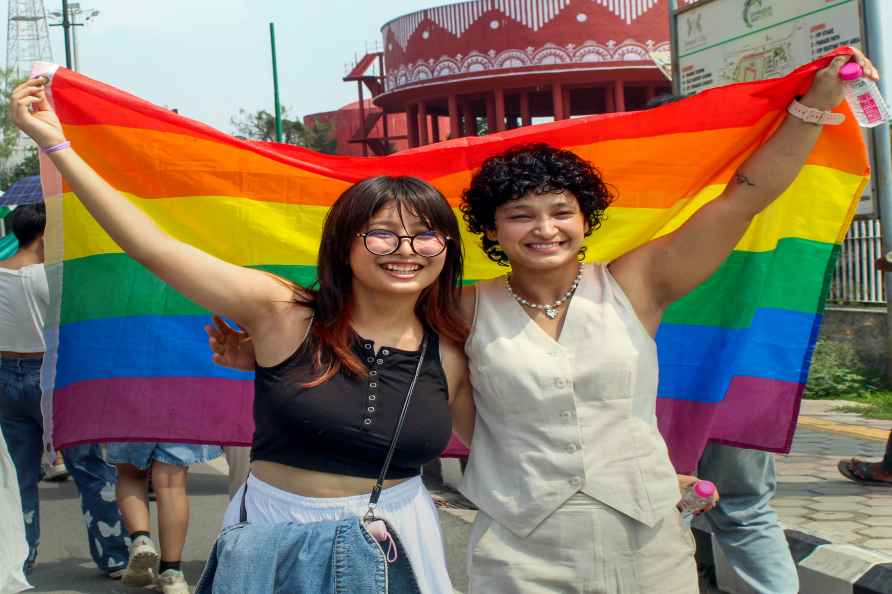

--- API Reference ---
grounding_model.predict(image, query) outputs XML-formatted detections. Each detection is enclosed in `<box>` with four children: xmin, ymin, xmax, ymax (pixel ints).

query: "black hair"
<box><xmin>297</xmin><ymin>175</ymin><xmax>467</xmax><ymax>387</ymax></box>
<box><xmin>644</xmin><ymin>93</ymin><xmax>684</xmax><ymax>109</ymax></box>
<box><xmin>460</xmin><ymin>143</ymin><xmax>614</xmax><ymax>266</ymax></box>
<box><xmin>9</xmin><ymin>203</ymin><xmax>46</xmax><ymax>248</ymax></box>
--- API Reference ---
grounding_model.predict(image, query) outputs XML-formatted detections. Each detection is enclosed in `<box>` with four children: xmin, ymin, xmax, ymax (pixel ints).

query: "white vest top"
<box><xmin>0</xmin><ymin>263</ymin><xmax>48</xmax><ymax>353</ymax></box>
<box><xmin>460</xmin><ymin>263</ymin><xmax>680</xmax><ymax>537</ymax></box>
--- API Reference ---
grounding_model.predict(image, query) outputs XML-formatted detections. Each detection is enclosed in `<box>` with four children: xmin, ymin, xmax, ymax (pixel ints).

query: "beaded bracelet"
<box><xmin>41</xmin><ymin>140</ymin><xmax>71</xmax><ymax>155</ymax></box>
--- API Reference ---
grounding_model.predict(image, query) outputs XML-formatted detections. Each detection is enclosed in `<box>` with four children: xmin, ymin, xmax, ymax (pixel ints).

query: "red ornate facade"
<box><xmin>343</xmin><ymin>0</ymin><xmax>691</xmax><ymax>154</ymax></box>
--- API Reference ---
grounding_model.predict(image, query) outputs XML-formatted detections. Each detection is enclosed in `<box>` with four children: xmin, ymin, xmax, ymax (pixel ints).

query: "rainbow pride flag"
<box><xmin>39</xmin><ymin>52</ymin><xmax>868</xmax><ymax>472</ymax></box>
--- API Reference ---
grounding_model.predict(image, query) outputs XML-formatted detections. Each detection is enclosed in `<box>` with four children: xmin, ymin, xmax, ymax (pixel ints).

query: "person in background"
<box><xmin>644</xmin><ymin>93</ymin><xmax>800</xmax><ymax>594</ymax></box>
<box><xmin>107</xmin><ymin>441</ymin><xmax>223</xmax><ymax>591</ymax></box>
<box><xmin>0</xmin><ymin>204</ymin><xmax>129</xmax><ymax>578</ymax></box>
<box><xmin>837</xmin><ymin>251</ymin><xmax>892</xmax><ymax>488</ymax></box>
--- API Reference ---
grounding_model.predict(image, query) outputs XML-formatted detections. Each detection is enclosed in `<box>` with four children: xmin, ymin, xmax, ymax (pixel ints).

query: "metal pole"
<box><xmin>71</xmin><ymin>16</ymin><xmax>79</xmax><ymax>71</ymax></box>
<box><xmin>864</xmin><ymin>0</ymin><xmax>892</xmax><ymax>380</ymax></box>
<box><xmin>61</xmin><ymin>0</ymin><xmax>72</xmax><ymax>69</ymax></box>
<box><xmin>269</xmin><ymin>22</ymin><xmax>283</xmax><ymax>143</ymax></box>
<box><xmin>668</xmin><ymin>0</ymin><xmax>679</xmax><ymax>95</ymax></box>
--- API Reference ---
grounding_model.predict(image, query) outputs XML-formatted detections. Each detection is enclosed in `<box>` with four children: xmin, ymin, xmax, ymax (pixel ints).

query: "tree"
<box><xmin>230</xmin><ymin>107</ymin><xmax>337</xmax><ymax>154</ymax></box>
<box><xmin>0</xmin><ymin>146</ymin><xmax>39</xmax><ymax>192</ymax></box>
<box><xmin>298</xmin><ymin>118</ymin><xmax>337</xmax><ymax>154</ymax></box>
<box><xmin>0</xmin><ymin>69</ymin><xmax>27</xmax><ymax>165</ymax></box>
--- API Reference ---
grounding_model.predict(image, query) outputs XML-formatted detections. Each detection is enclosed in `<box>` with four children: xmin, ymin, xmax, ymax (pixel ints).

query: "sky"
<box><xmin>2</xmin><ymin>1</ymin><xmax>891</xmax><ymax>137</ymax></box>
<box><xmin>1</xmin><ymin>1</ymin><xmax>427</xmax><ymax>133</ymax></box>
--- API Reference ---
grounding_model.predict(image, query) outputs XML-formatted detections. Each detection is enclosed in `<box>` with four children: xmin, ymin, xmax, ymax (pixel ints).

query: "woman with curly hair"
<box><xmin>458</xmin><ymin>52</ymin><xmax>875</xmax><ymax>594</ymax></box>
<box><xmin>207</xmin><ymin>51</ymin><xmax>876</xmax><ymax>593</ymax></box>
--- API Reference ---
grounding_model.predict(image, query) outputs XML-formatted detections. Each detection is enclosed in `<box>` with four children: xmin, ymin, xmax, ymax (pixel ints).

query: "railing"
<box><xmin>829</xmin><ymin>218</ymin><xmax>885</xmax><ymax>305</ymax></box>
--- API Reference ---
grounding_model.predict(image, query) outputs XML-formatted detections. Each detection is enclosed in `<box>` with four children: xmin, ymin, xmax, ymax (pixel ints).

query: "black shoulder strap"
<box><xmin>367</xmin><ymin>336</ymin><xmax>427</xmax><ymax>514</ymax></box>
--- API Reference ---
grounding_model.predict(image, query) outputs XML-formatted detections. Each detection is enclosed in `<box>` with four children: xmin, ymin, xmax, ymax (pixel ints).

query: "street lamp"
<box><xmin>48</xmin><ymin>3</ymin><xmax>99</xmax><ymax>72</ymax></box>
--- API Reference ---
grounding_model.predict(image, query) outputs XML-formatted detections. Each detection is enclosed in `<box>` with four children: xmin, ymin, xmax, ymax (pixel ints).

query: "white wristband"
<box><xmin>786</xmin><ymin>99</ymin><xmax>845</xmax><ymax>126</ymax></box>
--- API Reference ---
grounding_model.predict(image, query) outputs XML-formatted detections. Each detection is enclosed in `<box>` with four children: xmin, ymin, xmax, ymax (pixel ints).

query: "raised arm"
<box><xmin>10</xmin><ymin>78</ymin><xmax>295</xmax><ymax>336</ymax></box>
<box><xmin>611</xmin><ymin>49</ymin><xmax>878</xmax><ymax>331</ymax></box>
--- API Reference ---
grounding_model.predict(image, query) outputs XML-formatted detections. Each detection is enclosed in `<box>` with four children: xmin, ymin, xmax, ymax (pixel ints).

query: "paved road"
<box><xmin>24</xmin><ymin>411</ymin><xmax>890</xmax><ymax>593</ymax></box>
<box><xmin>22</xmin><ymin>462</ymin><xmax>474</xmax><ymax>594</ymax></box>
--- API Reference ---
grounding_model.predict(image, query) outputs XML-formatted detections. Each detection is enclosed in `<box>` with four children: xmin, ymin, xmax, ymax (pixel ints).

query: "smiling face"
<box><xmin>486</xmin><ymin>190</ymin><xmax>588</xmax><ymax>271</ymax></box>
<box><xmin>349</xmin><ymin>200</ymin><xmax>448</xmax><ymax>298</ymax></box>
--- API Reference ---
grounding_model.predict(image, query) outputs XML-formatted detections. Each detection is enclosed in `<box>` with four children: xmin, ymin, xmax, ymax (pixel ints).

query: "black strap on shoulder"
<box><xmin>239</xmin><ymin>335</ymin><xmax>428</xmax><ymax>523</ymax></box>
<box><xmin>367</xmin><ymin>336</ymin><xmax>427</xmax><ymax>511</ymax></box>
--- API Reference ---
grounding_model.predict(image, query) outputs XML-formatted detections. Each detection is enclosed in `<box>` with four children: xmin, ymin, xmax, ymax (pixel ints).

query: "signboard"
<box><xmin>671</xmin><ymin>0</ymin><xmax>875</xmax><ymax>215</ymax></box>
<box><xmin>676</xmin><ymin>0</ymin><xmax>863</xmax><ymax>95</ymax></box>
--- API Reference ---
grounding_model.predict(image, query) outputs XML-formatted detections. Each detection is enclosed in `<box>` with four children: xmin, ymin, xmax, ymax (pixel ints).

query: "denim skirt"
<box><xmin>223</xmin><ymin>474</ymin><xmax>453</xmax><ymax>594</ymax></box>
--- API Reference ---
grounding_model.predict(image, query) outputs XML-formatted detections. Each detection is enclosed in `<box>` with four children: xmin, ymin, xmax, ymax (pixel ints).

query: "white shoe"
<box><xmin>121</xmin><ymin>535</ymin><xmax>158</xmax><ymax>587</ymax></box>
<box><xmin>156</xmin><ymin>569</ymin><xmax>190</xmax><ymax>594</ymax></box>
<box><xmin>43</xmin><ymin>462</ymin><xmax>70</xmax><ymax>482</ymax></box>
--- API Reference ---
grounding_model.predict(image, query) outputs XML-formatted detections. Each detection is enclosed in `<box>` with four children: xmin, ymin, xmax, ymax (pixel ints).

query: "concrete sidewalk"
<box><xmin>19</xmin><ymin>400</ymin><xmax>892</xmax><ymax>594</ymax></box>
<box><xmin>778</xmin><ymin>400</ymin><xmax>892</xmax><ymax>555</ymax></box>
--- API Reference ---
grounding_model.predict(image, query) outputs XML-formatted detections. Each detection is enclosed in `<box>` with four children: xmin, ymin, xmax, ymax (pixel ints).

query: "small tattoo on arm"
<box><xmin>734</xmin><ymin>173</ymin><xmax>756</xmax><ymax>187</ymax></box>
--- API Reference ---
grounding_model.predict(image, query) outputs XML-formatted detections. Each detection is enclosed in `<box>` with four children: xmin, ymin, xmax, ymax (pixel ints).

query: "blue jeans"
<box><xmin>61</xmin><ymin>444</ymin><xmax>130</xmax><ymax>572</ymax></box>
<box><xmin>697</xmin><ymin>443</ymin><xmax>799</xmax><ymax>594</ymax></box>
<box><xmin>0</xmin><ymin>357</ymin><xmax>129</xmax><ymax>573</ymax></box>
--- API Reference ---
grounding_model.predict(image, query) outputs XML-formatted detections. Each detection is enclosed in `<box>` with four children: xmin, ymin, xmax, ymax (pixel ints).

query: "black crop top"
<box><xmin>251</xmin><ymin>329</ymin><xmax>453</xmax><ymax>480</ymax></box>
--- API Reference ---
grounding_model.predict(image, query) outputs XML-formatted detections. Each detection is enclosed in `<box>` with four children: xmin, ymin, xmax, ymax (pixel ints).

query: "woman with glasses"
<box><xmin>9</xmin><ymin>78</ymin><xmax>474</xmax><ymax>594</ymax></box>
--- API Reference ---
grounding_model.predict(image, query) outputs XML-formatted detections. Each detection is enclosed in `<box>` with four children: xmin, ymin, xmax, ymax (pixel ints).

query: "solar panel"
<box><xmin>0</xmin><ymin>176</ymin><xmax>44</xmax><ymax>205</ymax></box>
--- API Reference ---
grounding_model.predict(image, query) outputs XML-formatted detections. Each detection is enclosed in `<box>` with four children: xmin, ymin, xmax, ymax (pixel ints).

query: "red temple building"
<box><xmin>311</xmin><ymin>0</ymin><xmax>691</xmax><ymax>156</ymax></box>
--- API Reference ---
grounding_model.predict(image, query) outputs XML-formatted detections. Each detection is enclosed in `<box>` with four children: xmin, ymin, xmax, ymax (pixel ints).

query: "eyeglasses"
<box><xmin>356</xmin><ymin>229</ymin><xmax>450</xmax><ymax>257</ymax></box>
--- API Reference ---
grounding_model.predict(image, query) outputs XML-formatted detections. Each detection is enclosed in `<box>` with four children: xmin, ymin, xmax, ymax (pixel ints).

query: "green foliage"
<box><xmin>804</xmin><ymin>339</ymin><xmax>870</xmax><ymax>399</ymax></box>
<box><xmin>299</xmin><ymin>119</ymin><xmax>337</xmax><ymax>154</ymax></box>
<box><xmin>230</xmin><ymin>107</ymin><xmax>337</xmax><ymax>154</ymax></box>
<box><xmin>0</xmin><ymin>69</ymin><xmax>27</xmax><ymax>165</ymax></box>
<box><xmin>835</xmin><ymin>391</ymin><xmax>892</xmax><ymax>420</ymax></box>
<box><xmin>0</xmin><ymin>146</ymin><xmax>39</xmax><ymax>192</ymax></box>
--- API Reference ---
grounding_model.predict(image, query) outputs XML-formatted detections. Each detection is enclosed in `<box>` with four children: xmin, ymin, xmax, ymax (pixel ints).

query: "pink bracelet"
<box><xmin>41</xmin><ymin>141</ymin><xmax>71</xmax><ymax>155</ymax></box>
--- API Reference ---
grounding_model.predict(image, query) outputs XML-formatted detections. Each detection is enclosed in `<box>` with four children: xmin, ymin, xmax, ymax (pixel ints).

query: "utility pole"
<box><xmin>61</xmin><ymin>0</ymin><xmax>71</xmax><ymax>68</ymax></box>
<box><xmin>48</xmin><ymin>2</ymin><xmax>99</xmax><ymax>71</ymax></box>
<box><xmin>269</xmin><ymin>22</ymin><xmax>283</xmax><ymax>143</ymax></box>
<box><xmin>864</xmin><ymin>0</ymin><xmax>892</xmax><ymax>382</ymax></box>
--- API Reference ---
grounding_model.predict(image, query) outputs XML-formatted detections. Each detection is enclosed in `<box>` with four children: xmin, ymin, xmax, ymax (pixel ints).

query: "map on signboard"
<box><xmin>720</xmin><ymin>25</ymin><xmax>798</xmax><ymax>84</ymax></box>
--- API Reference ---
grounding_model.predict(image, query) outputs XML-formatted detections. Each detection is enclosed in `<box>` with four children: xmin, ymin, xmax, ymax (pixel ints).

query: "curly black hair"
<box><xmin>460</xmin><ymin>143</ymin><xmax>615</xmax><ymax>266</ymax></box>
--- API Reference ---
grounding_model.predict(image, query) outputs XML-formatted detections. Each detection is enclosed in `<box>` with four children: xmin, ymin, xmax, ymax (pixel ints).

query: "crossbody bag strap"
<box><xmin>365</xmin><ymin>335</ymin><xmax>428</xmax><ymax>519</ymax></box>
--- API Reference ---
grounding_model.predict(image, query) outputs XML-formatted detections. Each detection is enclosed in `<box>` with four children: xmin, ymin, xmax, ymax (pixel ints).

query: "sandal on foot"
<box><xmin>837</xmin><ymin>458</ymin><xmax>892</xmax><ymax>486</ymax></box>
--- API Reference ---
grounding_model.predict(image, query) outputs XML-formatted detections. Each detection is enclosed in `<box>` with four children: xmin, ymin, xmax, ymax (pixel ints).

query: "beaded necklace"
<box><xmin>504</xmin><ymin>263</ymin><xmax>584</xmax><ymax>320</ymax></box>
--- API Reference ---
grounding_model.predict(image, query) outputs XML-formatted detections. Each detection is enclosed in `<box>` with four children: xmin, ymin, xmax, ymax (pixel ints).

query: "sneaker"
<box><xmin>43</xmin><ymin>462</ymin><xmax>70</xmax><ymax>482</ymax></box>
<box><xmin>156</xmin><ymin>569</ymin><xmax>190</xmax><ymax>594</ymax></box>
<box><xmin>105</xmin><ymin>568</ymin><xmax>126</xmax><ymax>579</ymax></box>
<box><xmin>121</xmin><ymin>535</ymin><xmax>159</xmax><ymax>587</ymax></box>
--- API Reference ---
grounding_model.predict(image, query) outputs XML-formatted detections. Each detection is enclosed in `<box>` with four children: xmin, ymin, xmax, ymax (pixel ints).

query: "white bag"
<box><xmin>0</xmin><ymin>425</ymin><xmax>30</xmax><ymax>594</ymax></box>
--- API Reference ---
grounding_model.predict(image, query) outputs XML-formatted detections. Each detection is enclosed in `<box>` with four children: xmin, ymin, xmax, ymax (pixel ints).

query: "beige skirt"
<box><xmin>467</xmin><ymin>493</ymin><xmax>698</xmax><ymax>594</ymax></box>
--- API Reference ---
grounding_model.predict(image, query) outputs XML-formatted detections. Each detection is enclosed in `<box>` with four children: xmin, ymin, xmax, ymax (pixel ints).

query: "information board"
<box><xmin>673</xmin><ymin>0</ymin><xmax>873</xmax><ymax>215</ymax></box>
<box><xmin>677</xmin><ymin>0</ymin><xmax>862</xmax><ymax>95</ymax></box>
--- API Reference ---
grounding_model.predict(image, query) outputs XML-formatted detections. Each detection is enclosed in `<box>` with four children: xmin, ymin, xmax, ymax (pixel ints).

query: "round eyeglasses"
<box><xmin>356</xmin><ymin>229</ymin><xmax>450</xmax><ymax>258</ymax></box>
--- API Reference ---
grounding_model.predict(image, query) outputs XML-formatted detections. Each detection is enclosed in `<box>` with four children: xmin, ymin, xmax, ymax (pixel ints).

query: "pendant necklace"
<box><xmin>505</xmin><ymin>263</ymin><xmax>584</xmax><ymax>320</ymax></box>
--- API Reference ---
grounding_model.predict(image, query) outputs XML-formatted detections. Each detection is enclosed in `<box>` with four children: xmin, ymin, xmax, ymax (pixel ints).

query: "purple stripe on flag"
<box><xmin>53</xmin><ymin>377</ymin><xmax>255</xmax><ymax>449</ymax></box>
<box><xmin>657</xmin><ymin>376</ymin><xmax>804</xmax><ymax>473</ymax></box>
